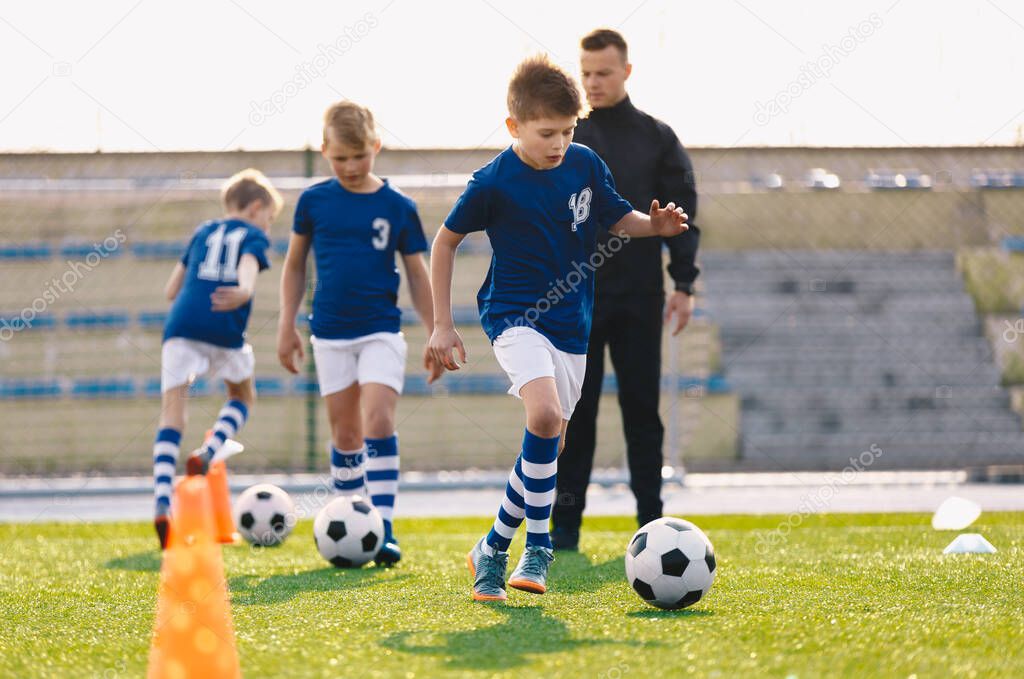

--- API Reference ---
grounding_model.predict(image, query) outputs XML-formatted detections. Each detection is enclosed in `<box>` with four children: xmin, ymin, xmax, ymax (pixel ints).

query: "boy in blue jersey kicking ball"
<box><xmin>154</xmin><ymin>168</ymin><xmax>283</xmax><ymax>549</ymax></box>
<box><xmin>429</xmin><ymin>55</ymin><xmax>688</xmax><ymax>601</ymax></box>
<box><xmin>277</xmin><ymin>101</ymin><xmax>440</xmax><ymax>566</ymax></box>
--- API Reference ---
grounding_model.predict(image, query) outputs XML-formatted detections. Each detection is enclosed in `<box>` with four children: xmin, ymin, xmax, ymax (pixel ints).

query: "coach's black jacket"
<box><xmin>574</xmin><ymin>95</ymin><xmax>700</xmax><ymax>296</ymax></box>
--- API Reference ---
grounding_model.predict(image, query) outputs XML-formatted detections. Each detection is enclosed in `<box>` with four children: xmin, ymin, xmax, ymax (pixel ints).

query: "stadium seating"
<box><xmin>0</xmin><ymin>226</ymin><xmax>723</xmax><ymax>474</ymax></box>
<box><xmin>866</xmin><ymin>170</ymin><xmax>933</xmax><ymax>190</ymax></box>
<box><xmin>701</xmin><ymin>250</ymin><xmax>1024</xmax><ymax>470</ymax></box>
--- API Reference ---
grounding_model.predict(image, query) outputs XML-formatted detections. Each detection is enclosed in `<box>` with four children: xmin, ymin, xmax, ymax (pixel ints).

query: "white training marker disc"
<box><xmin>943</xmin><ymin>533</ymin><xmax>997</xmax><ymax>554</ymax></box>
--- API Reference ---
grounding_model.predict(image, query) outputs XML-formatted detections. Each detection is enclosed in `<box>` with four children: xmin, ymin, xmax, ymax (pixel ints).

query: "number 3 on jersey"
<box><xmin>371</xmin><ymin>217</ymin><xmax>390</xmax><ymax>250</ymax></box>
<box><xmin>198</xmin><ymin>224</ymin><xmax>246</xmax><ymax>282</ymax></box>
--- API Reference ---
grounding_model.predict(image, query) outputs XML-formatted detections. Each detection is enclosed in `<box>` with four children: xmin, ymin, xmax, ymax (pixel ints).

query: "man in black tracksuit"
<box><xmin>552</xmin><ymin>29</ymin><xmax>701</xmax><ymax>549</ymax></box>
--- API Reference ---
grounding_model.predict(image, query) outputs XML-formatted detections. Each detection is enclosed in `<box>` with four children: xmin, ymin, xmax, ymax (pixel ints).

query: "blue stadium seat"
<box><xmin>291</xmin><ymin>376</ymin><xmax>320</xmax><ymax>394</ymax></box>
<box><xmin>65</xmin><ymin>311</ymin><xmax>130</xmax><ymax>330</ymax></box>
<box><xmin>866</xmin><ymin>170</ymin><xmax>932</xmax><ymax>190</ymax></box>
<box><xmin>0</xmin><ymin>313</ymin><xmax>57</xmax><ymax>331</ymax></box>
<box><xmin>58</xmin><ymin>241</ymin><xmax>124</xmax><ymax>259</ymax></box>
<box><xmin>0</xmin><ymin>242</ymin><xmax>52</xmax><ymax>259</ymax></box>
<box><xmin>1001</xmin><ymin>236</ymin><xmax>1024</xmax><ymax>253</ymax></box>
<box><xmin>143</xmin><ymin>378</ymin><xmax>163</xmax><ymax>398</ymax></box>
<box><xmin>443</xmin><ymin>374</ymin><xmax>508</xmax><ymax>394</ymax></box>
<box><xmin>399</xmin><ymin>305</ymin><xmax>478</xmax><ymax>326</ymax></box>
<box><xmin>189</xmin><ymin>378</ymin><xmax>214</xmax><ymax>396</ymax></box>
<box><xmin>971</xmin><ymin>170</ymin><xmax>1024</xmax><ymax>189</ymax></box>
<box><xmin>451</xmin><ymin>306</ymin><xmax>480</xmax><ymax>325</ymax></box>
<box><xmin>137</xmin><ymin>310</ymin><xmax>168</xmax><ymax>329</ymax></box>
<box><xmin>130</xmin><ymin>241</ymin><xmax>188</xmax><ymax>259</ymax></box>
<box><xmin>402</xmin><ymin>374</ymin><xmax>508</xmax><ymax>395</ymax></box>
<box><xmin>706</xmin><ymin>374</ymin><xmax>731</xmax><ymax>394</ymax></box>
<box><xmin>0</xmin><ymin>379</ymin><xmax>62</xmax><ymax>399</ymax></box>
<box><xmin>403</xmin><ymin>375</ymin><xmax>430</xmax><ymax>395</ymax></box>
<box><xmin>71</xmin><ymin>378</ymin><xmax>135</xmax><ymax>398</ymax></box>
<box><xmin>254</xmin><ymin>377</ymin><xmax>286</xmax><ymax>396</ymax></box>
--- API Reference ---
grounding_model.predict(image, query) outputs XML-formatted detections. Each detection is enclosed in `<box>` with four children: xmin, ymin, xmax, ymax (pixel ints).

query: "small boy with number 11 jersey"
<box><xmin>153</xmin><ymin>169</ymin><xmax>282</xmax><ymax>549</ymax></box>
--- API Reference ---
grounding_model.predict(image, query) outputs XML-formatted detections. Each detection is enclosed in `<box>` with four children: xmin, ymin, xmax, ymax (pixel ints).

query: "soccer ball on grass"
<box><xmin>625</xmin><ymin>517</ymin><xmax>716</xmax><ymax>609</ymax></box>
<box><xmin>234</xmin><ymin>483</ymin><xmax>296</xmax><ymax>546</ymax></box>
<box><xmin>313</xmin><ymin>495</ymin><xmax>384</xmax><ymax>568</ymax></box>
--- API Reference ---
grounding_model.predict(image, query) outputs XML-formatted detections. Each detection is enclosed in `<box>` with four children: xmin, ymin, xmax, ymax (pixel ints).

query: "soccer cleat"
<box><xmin>551</xmin><ymin>525</ymin><xmax>579</xmax><ymax>551</ymax></box>
<box><xmin>508</xmin><ymin>544</ymin><xmax>554</xmax><ymax>594</ymax></box>
<box><xmin>210</xmin><ymin>438</ymin><xmax>245</xmax><ymax>464</ymax></box>
<box><xmin>466</xmin><ymin>538</ymin><xmax>508</xmax><ymax>602</ymax></box>
<box><xmin>154</xmin><ymin>514</ymin><xmax>170</xmax><ymax>550</ymax></box>
<box><xmin>374</xmin><ymin>538</ymin><xmax>402</xmax><ymax>567</ymax></box>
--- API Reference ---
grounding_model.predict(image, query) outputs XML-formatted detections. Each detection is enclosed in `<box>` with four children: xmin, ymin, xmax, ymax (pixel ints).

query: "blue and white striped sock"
<box><xmin>484</xmin><ymin>454</ymin><xmax>527</xmax><ymax>553</ymax></box>
<box><xmin>153</xmin><ymin>428</ymin><xmax>181</xmax><ymax>517</ymax></box>
<box><xmin>365</xmin><ymin>435</ymin><xmax>400</xmax><ymax>541</ymax></box>
<box><xmin>521</xmin><ymin>430</ymin><xmax>559</xmax><ymax>549</ymax></box>
<box><xmin>201</xmin><ymin>399</ymin><xmax>248</xmax><ymax>462</ymax></box>
<box><xmin>331</xmin><ymin>443</ymin><xmax>366</xmax><ymax>495</ymax></box>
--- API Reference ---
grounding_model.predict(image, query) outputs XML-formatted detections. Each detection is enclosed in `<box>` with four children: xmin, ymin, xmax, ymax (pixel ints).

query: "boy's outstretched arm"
<box><xmin>277</xmin><ymin>233</ymin><xmax>312</xmax><ymax>374</ymax></box>
<box><xmin>210</xmin><ymin>254</ymin><xmax>259</xmax><ymax>311</ymax></box>
<box><xmin>427</xmin><ymin>226</ymin><xmax>468</xmax><ymax>374</ymax></box>
<box><xmin>402</xmin><ymin>252</ymin><xmax>443</xmax><ymax>383</ymax></box>
<box><xmin>164</xmin><ymin>262</ymin><xmax>186</xmax><ymax>301</ymax></box>
<box><xmin>611</xmin><ymin>200</ymin><xmax>689</xmax><ymax>239</ymax></box>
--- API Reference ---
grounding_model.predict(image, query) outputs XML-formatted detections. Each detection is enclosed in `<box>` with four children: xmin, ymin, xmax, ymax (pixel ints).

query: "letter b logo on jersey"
<box><xmin>568</xmin><ymin>187</ymin><xmax>592</xmax><ymax>232</ymax></box>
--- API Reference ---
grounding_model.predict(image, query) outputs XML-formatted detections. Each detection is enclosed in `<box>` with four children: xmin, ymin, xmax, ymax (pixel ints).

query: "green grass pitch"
<box><xmin>1</xmin><ymin>513</ymin><xmax>1022</xmax><ymax>678</ymax></box>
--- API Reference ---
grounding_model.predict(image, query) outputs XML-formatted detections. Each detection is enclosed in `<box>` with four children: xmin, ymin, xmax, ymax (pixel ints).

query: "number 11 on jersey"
<box><xmin>198</xmin><ymin>224</ymin><xmax>246</xmax><ymax>282</ymax></box>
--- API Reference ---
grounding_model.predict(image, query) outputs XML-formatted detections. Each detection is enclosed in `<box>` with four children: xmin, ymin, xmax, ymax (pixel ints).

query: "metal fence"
<box><xmin>2</xmin><ymin>145</ymin><xmax>1023</xmax><ymax>476</ymax></box>
<box><xmin>0</xmin><ymin>147</ymin><xmax>724</xmax><ymax>477</ymax></box>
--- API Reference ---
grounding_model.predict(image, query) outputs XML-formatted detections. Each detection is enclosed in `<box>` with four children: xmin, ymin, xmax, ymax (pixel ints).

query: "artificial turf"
<box><xmin>1</xmin><ymin>512</ymin><xmax>1022</xmax><ymax>678</ymax></box>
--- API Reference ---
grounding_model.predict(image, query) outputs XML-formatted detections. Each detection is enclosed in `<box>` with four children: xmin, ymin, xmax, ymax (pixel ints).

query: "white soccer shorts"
<box><xmin>492</xmin><ymin>326</ymin><xmax>587</xmax><ymax>420</ymax></box>
<box><xmin>160</xmin><ymin>338</ymin><xmax>255</xmax><ymax>392</ymax></box>
<box><xmin>310</xmin><ymin>331</ymin><xmax>408</xmax><ymax>397</ymax></box>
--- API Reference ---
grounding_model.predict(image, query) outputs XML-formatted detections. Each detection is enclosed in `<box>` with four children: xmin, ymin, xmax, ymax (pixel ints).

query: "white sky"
<box><xmin>0</xmin><ymin>0</ymin><xmax>1021</xmax><ymax>152</ymax></box>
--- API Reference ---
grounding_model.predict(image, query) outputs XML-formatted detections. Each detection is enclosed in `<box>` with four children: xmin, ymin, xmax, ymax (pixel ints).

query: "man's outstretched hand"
<box><xmin>649</xmin><ymin>199</ymin><xmax>689</xmax><ymax>237</ymax></box>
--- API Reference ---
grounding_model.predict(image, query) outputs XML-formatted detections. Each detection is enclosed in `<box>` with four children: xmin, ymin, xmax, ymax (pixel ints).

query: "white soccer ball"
<box><xmin>234</xmin><ymin>483</ymin><xmax>296</xmax><ymax>546</ymax></box>
<box><xmin>313</xmin><ymin>495</ymin><xmax>384</xmax><ymax>568</ymax></box>
<box><xmin>625</xmin><ymin>517</ymin><xmax>717</xmax><ymax>609</ymax></box>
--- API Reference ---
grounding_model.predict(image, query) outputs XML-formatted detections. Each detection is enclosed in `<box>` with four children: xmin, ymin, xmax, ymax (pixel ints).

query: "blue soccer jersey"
<box><xmin>293</xmin><ymin>178</ymin><xmax>428</xmax><ymax>339</ymax></box>
<box><xmin>444</xmin><ymin>143</ymin><xmax>633</xmax><ymax>354</ymax></box>
<box><xmin>163</xmin><ymin>219</ymin><xmax>271</xmax><ymax>349</ymax></box>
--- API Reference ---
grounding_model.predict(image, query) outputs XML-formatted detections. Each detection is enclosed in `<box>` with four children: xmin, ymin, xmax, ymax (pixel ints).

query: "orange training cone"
<box><xmin>208</xmin><ymin>461</ymin><xmax>238</xmax><ymax>545</ymax></box>
<box><xmin>203</xmin><ymin>429</ymin><xmax>238</xmax><ymax>545</ymax></box>
<box><xmin>147</xmin><ymin>475</ymin><xmax>241</xmax><ymax>679</ymax></box>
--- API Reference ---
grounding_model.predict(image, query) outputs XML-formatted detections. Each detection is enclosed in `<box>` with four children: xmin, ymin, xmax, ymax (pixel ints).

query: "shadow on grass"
<box><xmin>381</xmin><ymin>605</ymin><xmax>627</xmax><ymax>670</ymax></box>
<box><xmin>229</xmin><ymin>567</ymin><xmax>408</xmax><ymax>606</ymax></box>
<box><xmin>627</xmin><ymin>608</ymin><xmax>714</xmax><ymax>619</ymax></box>
<box><xmin>104</xmin><ymin>550</ymin><xmax>161</xmax><ymax>573</ymax></box>
<box><xmin>553</xmin><ymin>552</ymin><xmax>625</xmax><ymax>592</ymax></box>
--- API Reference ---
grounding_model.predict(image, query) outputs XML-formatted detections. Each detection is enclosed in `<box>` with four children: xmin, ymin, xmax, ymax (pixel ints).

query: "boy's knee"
<box><xmin>527</xmin><ymin>404</ymin><xmax>563</xmax><ymax>438</ymax></box>
<box><xmin>332</xmin><ymin>429</ymin><xmax>364</xmax><ymax>452</ymax></box>
<box><xmin>364</xmin><ymin>411</ymin><xmax>395</xmax><ymax>439</ymax></box>
<box><xmin>226</xmin><ymin>381</ymin><xmax>255</xmax><ymax>406</ymax></box>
